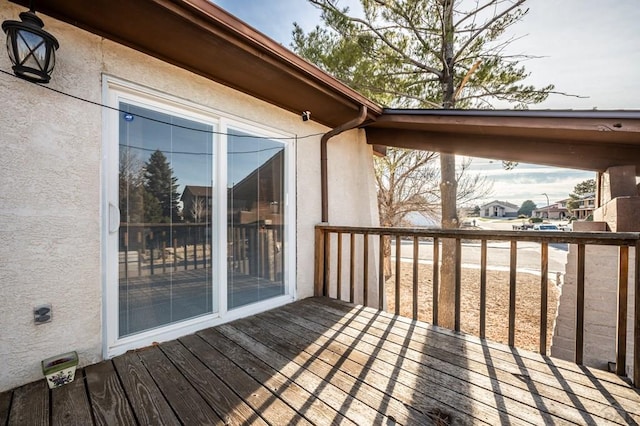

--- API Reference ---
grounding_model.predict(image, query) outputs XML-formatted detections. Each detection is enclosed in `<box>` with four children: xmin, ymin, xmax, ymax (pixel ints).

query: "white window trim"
<box><xmin>101</xmin><ymin>75</ymin><xmax>296</xmax><ymax>358</ymax></box>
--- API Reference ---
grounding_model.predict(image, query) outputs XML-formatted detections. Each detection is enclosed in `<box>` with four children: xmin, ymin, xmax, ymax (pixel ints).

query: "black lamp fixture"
<box><xmin>2</xmin><ymin>2</ymin><xmax>59</xmax><ymax>83</ymax></box>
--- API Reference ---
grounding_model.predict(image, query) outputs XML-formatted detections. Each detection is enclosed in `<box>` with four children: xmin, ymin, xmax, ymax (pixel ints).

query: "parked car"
<box><xmin>533</xmin><ymin>224</ymin><xmax>559</xmax><ymax>231</ymax></box>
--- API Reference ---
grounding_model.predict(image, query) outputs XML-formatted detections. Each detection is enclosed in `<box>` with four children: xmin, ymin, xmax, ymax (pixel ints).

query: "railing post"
<box><xmin>378</xmin><ymin>234</ymin><xmax>385</xmax><ymax>309</ymax></box>
<box><xmin>432</xmin><ymin>237</ymin><xmax>439</xmax><ymax>326</ymax></box>
<box><xmin>395</xmin><ymin>235</ymin><xmax>401</xmax><ymax>316</ymax></box>
<box><xmin>314</xmin><ymin>226</ymin><xmax>325</xmax><ymax>297</ymax></box>
<box><xmin>576</xmin><ymin>244</ymin><xmax>586</xmax><ymax>365</ymax></box>
<box><xmin>363</xmin><ymin>233</ymin><xmax>369</xmax><ymax>307</ymax></box>
<box><xmin>508</xmin><ymin>240</ymin><xmax>517</xmax><ymax>347</ymax></box>
<box><xmin>454</xmin><ymin>238</ymin><xmax>462</xmax><ymax>332</ymax></box>
<box><xmin>540</xmin><ymin>242</ymin><xmax>549</xmax><ymax>355</ymax></box>
<box><xmin>413</xmin><ymin>236</ymin><xmax>419</xmax><ymax>320</ymax></box>
<box><xmin>479</xmin><ymin>239</ymin><xmax>487</xmax><ymax>339</ymax></box>
<box><xmin>616</xmin><ymin>246</ymin><xmax>629</xmax><ymax>376</ymax></box>
<box><xmin>350</xmin><ymin>233</ymin><xmax>355</xmax><ymax>303</ymax></box>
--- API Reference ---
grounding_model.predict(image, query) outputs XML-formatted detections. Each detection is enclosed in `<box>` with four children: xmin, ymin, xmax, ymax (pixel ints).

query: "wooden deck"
<box><xmin>2</xmin><ymin>298</ymin><xmax>639</xmax><ymax>425</ymax></box>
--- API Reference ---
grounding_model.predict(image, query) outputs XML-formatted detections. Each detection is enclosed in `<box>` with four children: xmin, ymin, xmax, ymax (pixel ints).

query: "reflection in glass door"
<box><xmin>118</xmin><ymin>102</ymin><xmax>215</xmax><ymax>337</ymax></box>
<box><xmin>227</xmin><ymin>129</ymin><xmax>286</xmax><ymax>309</ymax></box>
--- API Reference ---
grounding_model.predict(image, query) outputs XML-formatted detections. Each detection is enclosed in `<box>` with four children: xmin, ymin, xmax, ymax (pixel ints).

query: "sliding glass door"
<box><xmin>117</xmin><ymin>102</ymin><xmax>215</xmax><ymax>337</ymax></box>
<box><xmin>105</xmin><ymin>78</ymin><xmax>293</xmax><ymax>354</ymax></box>
<box><xmin>226</xmin><ymin>129</ymin><xmax>286</xmax><ymax>309</ymax></box>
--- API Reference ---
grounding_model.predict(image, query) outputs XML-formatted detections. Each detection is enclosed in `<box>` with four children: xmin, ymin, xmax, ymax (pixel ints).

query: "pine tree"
<box><xmin>143</xmin><ymin>150</ymin><xmax>179</xmax><ymax>223</ymax></box>
<box><xmin>292</xmin><ymin>0</ymin><xmax>572</xmax><ymax>327</ymax></box>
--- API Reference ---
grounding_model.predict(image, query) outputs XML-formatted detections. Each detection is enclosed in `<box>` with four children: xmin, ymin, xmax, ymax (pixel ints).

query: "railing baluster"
<box><xmin>337</xmin><ymin>232</ymin><xmax>343</xmax><ymax>301</ymax></box>
<box><xmin>576</xmin><ymin>243</ymin><xmax>586</xmax><ymax>365</ymax></box>
<box><xmin>480</xmin><ymin>239</ymin><xmax>487</xmax><ymax>339</ymax></box>
<box><xmin>193</xmin><ymin>239</ymin><xmax>197</xmax><ymax>269</ymax></box>
<box><xmin>173</xmin><ymin>238</ymin><xmax>178</xmax><ymax>272</ymax></box>
<box><xmin>363</xmin><ymin>233</ymin><xmax>369</xmax><ymax>306</ymax></box>
<box><xmin>313</xmin><ymin>227</ymin><xmax>325</xmax><ymax>297</ymax></box>
<box><xmin>433</xmin><ymin>237</ymin><xmax>439</xmax><ymax>326</ymax></box>
<box><xmin>324</xmin><ymin>232</ymin><xmax>331</xmax><ymax>297</ymax></box>
<box><xmin>183</xmin><ymin>238</ymin><xmax>188</xmax><ymax>270</ymax></box>
<box><xmin>509</xmin><ymin>240</ymin><xmax>517</xmax><ymax>347</ymax></box>
<box><xmin>137</xmin><ymin>232</ymin><xmax>142</xmax><ymax>276</ymax></box>
<box><xmin>378</xmin><ymin>234</ymin><xmax>385</xmax><ymax>309</ymax></box>
<box><xmin>413</xmin><ymin>236</ymin><xmax>419</xmax><ymax>320</ymax></box>
<box><xmin>616</xmin><ymin>245</ymin><xmax>629</xmax><ymax>376</ymax></box>
<box><xmin>395</xmin><ymin>235</ymin><xmax>401</xmax><ymax>316</ymax></box>
<box><xmin>455</xmin><ymin>238</ymin><xmax>462</xmax><ymax>332</ymax></box>
<box><xmin>350</xmin><ymin>233</ymin><xmax>355</xmax><ymax>303</ymax></box>
<box><xmin>540</xmin><ymin>242</ymin><xmax>549</xmax><ymax>355</ymax></box>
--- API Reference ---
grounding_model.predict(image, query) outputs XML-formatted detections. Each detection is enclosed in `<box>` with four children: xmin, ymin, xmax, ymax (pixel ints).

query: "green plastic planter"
<box><xmin>42</xmin><ymin>351</ymin><xmax>78</xmax><ymax>389</ymax></box>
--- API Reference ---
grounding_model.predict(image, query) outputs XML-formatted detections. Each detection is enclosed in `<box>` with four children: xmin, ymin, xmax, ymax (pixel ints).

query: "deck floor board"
<box><xmin>3</xmin><ymin>297</ymin><xmax>640</xmax><ymax>425</ymax></box>
<box><xmin>285</xmin><ymin>301</ymin><xmax>636</xmax><ymax>424</ymax></box>
<box><xmin>84</xmin><ymin>361</ymin><xmax>137</xmax><ymax>426</ymax></box>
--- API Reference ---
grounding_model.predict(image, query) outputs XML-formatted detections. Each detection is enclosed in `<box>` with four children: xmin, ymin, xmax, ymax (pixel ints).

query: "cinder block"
<box><xmin>594</xmin><ymin>196</ymin><xmax>640</xmax><ymax>232</ymax></box>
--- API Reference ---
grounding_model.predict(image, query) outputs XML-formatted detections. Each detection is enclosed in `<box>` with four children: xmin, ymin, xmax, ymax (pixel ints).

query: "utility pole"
<box><xmin>541</xmin><ymin>193</ymin><xmax>550</xmax><ymax>220</ymax></box>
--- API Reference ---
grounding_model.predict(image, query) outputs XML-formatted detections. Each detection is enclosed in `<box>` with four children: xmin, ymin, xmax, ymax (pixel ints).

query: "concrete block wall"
<box><xmin>551</xmin><ymin>245</ymin><xmax>636</xmax><ymax>381</ymax></box>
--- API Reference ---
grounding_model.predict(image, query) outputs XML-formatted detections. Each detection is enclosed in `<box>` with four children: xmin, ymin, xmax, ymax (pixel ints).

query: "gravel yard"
<box><xmin>385</xmin><ymin>262</ymin><xmax>561</xmax><ymax>354</ymax></box>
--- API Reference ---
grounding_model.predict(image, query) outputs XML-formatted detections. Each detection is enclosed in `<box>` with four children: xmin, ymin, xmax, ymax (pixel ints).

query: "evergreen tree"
<box><xmin>143</xmin><ymin>150</ymin><xmax>179</xmax><ymax>223</ymax></box>
<box><xmin>518</xmin><ymin>200</ymin><xmax>537</xmax><ymax>217</ymax></box>
<box><xmin>292</xmin><ymin>0</ymin><xmax>569</xmax><ymax>327</ymax></box>
<box><xmin>567</xmin><ymin>178</ymin><xmax>596</xmax><ymax>212</ymax></box>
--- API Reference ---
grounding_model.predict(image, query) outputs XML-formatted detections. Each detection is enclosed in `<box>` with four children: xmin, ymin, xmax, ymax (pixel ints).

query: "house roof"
<box><xmin>12</xmin><ymin>0</ymin><xmax>381</xmax><ymax>128</ymax></box>
<box><xmin>481</xmin><ymin>200</ymin><xmax>519</xmax><ymax>209</ymax></box>
<box><xmin>364</xmin><ymin>109</ymin><xmax>640</xmax><ymax>175</ymax></box>
<box><xmin>182</xmin><ymin>185</ymin><xmax>212</xmax><ymax>199</ymax></box>
<box><xmin>11</xmin><ymin>0</ymin><xmax>640</xmax><ymax>175</ymax></box>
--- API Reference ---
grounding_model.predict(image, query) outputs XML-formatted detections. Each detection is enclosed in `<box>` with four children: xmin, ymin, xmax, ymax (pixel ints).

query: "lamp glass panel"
<box><xmin>6</xmin><ymin>35</ymin><xmax>15</xmax><ymax>64</ymax></box>
<box><xmin>17</xmin><ymin>30</ymin><xmax>45</xmax><ymax>69</ymax></box>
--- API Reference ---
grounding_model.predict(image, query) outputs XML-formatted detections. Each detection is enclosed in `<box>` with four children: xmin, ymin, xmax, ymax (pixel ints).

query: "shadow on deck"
<box><xmin>2</xmin><ymin>298</ymin><xmax>639</xmax><ymax>425</ymax></box>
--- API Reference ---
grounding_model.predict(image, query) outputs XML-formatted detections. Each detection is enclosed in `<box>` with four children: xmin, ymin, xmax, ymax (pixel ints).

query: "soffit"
<box><xmin>10</xmin><ymin>0</ymin><xmax>381</xmax><ymax>127</ymax></box>
<box><xmin>365</xmin><ymin>110</ymin><xmax>640</xmax><ymax>174</ymax></box>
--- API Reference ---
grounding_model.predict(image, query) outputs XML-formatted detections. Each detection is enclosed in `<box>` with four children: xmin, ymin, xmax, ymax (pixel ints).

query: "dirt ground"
<box><xmin>385</xmin><ymin>262</ymin><xmax>560</xmax><ymax>354</ymax></box>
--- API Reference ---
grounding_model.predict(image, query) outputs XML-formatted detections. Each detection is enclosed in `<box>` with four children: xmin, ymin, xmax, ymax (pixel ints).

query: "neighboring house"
<box><xmin>480</xmin><ymin>200</ymin><xmax>519</xmax><ymax>218</ymax></box>
<box><xmin>182</xmin><ymin>185</ymin><xmax>212</xmax><ymax>223</ymax></box>
<box><xmin>570</xmin><ymin>192</ymin><xmax>596</xmax><ymax>219</ymax></box>
<box><xmin>533</xmin><ymin>198</ymin><xmax>569</xmax><ymax>219</ymax></box>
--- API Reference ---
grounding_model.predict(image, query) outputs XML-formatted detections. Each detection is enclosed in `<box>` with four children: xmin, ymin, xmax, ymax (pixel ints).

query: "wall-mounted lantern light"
<box><xmin>2</xmin><ymin>8</ymin><xmax>59</xmax><ymax>83</ymax></box>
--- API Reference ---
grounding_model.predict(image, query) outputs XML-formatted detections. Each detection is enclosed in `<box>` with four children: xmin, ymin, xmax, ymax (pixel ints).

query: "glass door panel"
<box><xmin>118</xmin><ymin>102</ymin><xmax>215</xmax><ymax>337</ymax></box>
<box><xmin>227</xmin><ymin>130</ymin><xmax>285</xmax><ymax>309</ymax></box>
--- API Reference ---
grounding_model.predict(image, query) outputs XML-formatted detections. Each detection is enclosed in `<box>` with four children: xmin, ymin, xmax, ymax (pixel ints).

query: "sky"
<box><xmin>211</xmin><ymin>0</ymin><xmax>640</xmax><ymax>209</ymax></box>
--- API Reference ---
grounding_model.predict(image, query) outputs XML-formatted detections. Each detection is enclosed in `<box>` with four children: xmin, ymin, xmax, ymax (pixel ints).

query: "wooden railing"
<box><xmin>314</xmin><ymin>225</ymin><xmax>640</xmax><ymax>387</ymax></box>
<box><xmin>120</xmin><ymin>222</ymin><xmax>284</xmax><ymax>280</ymax></box>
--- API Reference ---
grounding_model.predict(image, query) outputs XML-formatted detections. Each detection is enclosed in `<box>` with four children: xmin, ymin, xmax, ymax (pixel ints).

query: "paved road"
<box><xmin>391</xmin><ymin>219</ymin><xmax>570</xmax><ymax>275</ymax></box>
<box><xmin>392</xmin><ymin>239</ymin><xmax>567</xmax><ymax>275</ymax></box>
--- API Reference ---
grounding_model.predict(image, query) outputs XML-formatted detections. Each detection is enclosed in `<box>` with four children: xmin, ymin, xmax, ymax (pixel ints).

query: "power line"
<box><xmin>0</xmin><ymin>68</ymin><xmax>324</xmax><ymax>141</ymax></box>
<box><xmin>120</xmin><ymin>143</ymin><xmax>283</xmax><ymax>156</ymax></box>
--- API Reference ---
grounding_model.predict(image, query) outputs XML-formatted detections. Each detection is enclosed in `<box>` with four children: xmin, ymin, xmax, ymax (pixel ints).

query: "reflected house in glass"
<box><xmin>228</xmin><ymin>150</ymin><xmax>284</xmax><ymax>226</ymax></box>
<box><xmin>227</xmin><ymin>149</ymin><xmax>285</xmax><ymax>308</ymax></box>
<box><xmin>181</xmin><ymin>185</ymin><xmax>212</xmax><ymax>223</ymax></box>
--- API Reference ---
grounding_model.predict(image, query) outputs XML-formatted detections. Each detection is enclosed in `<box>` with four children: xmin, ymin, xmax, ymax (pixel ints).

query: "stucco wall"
<box><xmin>0</xmin><ymin>3</ymin><xmax>379</xmax><ymax>391</ymax></box>
<box><xmin>551</xmin><ymin>245</ymin><xmax>636</xmax><ymax>381</ymax></box>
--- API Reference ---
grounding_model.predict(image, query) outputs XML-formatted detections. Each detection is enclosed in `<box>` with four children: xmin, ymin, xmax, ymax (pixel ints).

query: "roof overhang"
<box><xmin>365</xmin><ymin>110</ymin><xmax>640</xmax><ymax>175</ymax></box>
<box><xmin>7</xmin><ymin>1</ymin><xmax>640</xmax><ymax>175</ymax></box>
<box><xmin>9</xmin><ymin>0</ymin><xmax>381</xmax><ymax>128</ymax></box>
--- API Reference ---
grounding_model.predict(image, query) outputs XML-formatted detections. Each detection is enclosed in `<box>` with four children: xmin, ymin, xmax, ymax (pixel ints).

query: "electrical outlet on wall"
<box><xmin>34</xmin><ymin>304</ymin><xmax>52</xmax><ymax>324</ymax></box>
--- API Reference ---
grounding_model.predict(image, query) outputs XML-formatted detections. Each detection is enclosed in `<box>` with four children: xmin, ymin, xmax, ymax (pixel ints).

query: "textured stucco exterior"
<box><xmin>0</xmin><ymin>3</ymin><xmax>379</xmax><ymax>391</ymax></box>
